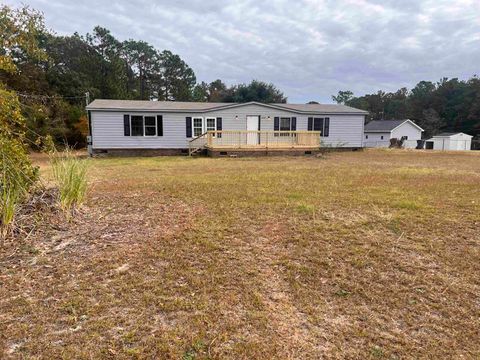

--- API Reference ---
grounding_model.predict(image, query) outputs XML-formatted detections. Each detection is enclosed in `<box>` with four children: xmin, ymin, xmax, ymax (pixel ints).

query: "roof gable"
<box><xmin>364</xmin><ymin>119</ymin><xmax>424</xmax><ymax>132</ymax></box>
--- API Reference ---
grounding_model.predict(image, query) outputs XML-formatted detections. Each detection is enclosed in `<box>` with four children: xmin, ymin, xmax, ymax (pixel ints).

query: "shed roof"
<box><xmin>432</xmin><ymin>132</ymin><xmax>473</xmax><ymax>138</ymax></box>
<box><xmin>86</xmin><ymin>99</ymin><xmax>368</xmax><ymax>115</ymax></box>
<box><xmin>364</xmin><ymin>119</ymin><xmax>423</xmax><ymax>132</ymax></box>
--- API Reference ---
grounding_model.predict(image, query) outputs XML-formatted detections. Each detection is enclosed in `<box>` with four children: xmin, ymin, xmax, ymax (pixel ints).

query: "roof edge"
<box><xmin>86</xmin><ymin>100</ymin><xmax>369</xmax><ymax>115</ymax></box>
<box><xmin>391</xmin><ymin>119</ymin><xmax>424</xmax><ymax>132</ymax></box>
<box><xmin>432</xmin><ymin>132</ymin><xmax>473</xmax><ymax>138</ymax></box>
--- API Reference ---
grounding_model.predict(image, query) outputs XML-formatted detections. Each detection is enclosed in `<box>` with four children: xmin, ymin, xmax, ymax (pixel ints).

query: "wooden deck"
<box><xmin>189</xmin><ymin>130</ymin><xmax>321</xmax><ymax>155</ymax></box>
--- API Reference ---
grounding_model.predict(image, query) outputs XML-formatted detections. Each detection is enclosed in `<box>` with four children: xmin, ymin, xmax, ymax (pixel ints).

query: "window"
<box><xmin>193</xmin><ymin>117</ymin><xmax>203</xmax><ymax>137</ymax></box>
<box><xmin>124</xmin><ymin>114</ymin><xmax>163</xmax><ymax>137</ymax></box>
<box><xmin>381</xmin><ymin>135</ymin><xmax>384</xmax><ymax>140</ymax></box>
<box><xmin>278</xmin><ymin>117</ymin><xmax>292</xmax><ymax>136</ymax></box>
<box><xmin>206</xmin><ymin>117</ymin><xmax>216</xmax><ymax>136</ymax></box>
<box><xmin>366</xmin><ymin>135</ymin><xmax>369</xmax><ymax>139</ymax></box>
<box><xmin>280</xmin><ymin>117</ymin><xmax>292</xmax><ymax>131</ymax></box>
<box><xmin>313</xmin><ymin>118</ymin><xmax>323</xmax><ymax>132</ymax></box>
<box><xmin>312</xmin><ymin>117</ymin><xmax>330</xmax><ymax>137</ymax></box>
<box><xmin>131</xmin><ymin>116</ymin><xmax>144</xmax><ymax>136</ymax></box>
<box><xmin>190</xmin><ymin>117</ymin><xmax>217</xmax><ymax>138</ymax></box>
<box><xmin>144</xmin><ymin>116</ymin><xmax>156</xmax><ymax>136</ymax></box>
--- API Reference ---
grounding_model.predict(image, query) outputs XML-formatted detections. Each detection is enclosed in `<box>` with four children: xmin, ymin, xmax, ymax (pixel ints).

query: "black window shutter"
<box><xmin>291</xmin><ymin>117</ymin><xmax>297</xmax><ymax>131</ymax></box>
<box><xmin>123</xmin><ymin>115</ymin><xmax>130</xmax><ymax>136</ymax></box>
<box><xmin>186</xmin><ymin>117</ymin><xmax>192</xmax><ymax>138</ymax></box>
<box><xmin>156</xmin><ymin>115</ymin><xmax>163</xmax><ymax>136</ymax></box>
<box><xmin>308</xmin><ymin>117</ymin><xmax>313</xmax><ymax>131</ymax></box>
<box><xmin>216</xmin><ymin>117</ymin><xmax>222</xmax><ymax>138</ymax></box>
<box><xmin>324</xmin><ymin>117</ymin><xmax>330</xmax><ymax>137</ymax></box>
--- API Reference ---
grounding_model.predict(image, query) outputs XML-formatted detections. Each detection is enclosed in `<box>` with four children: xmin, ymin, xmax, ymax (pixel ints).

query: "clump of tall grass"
<box><xmin>1</xmin><ymin>182</ymin><xmax>21</xmax><ymax>239</ymax></box>
<box><xmin>50</xmin><ymin>149</ymin><xmax>88</xmax><ymax>211</ymax></box>
<box><xmin>0</xmin><ymin>139</ymin><xmax>38</xmax><ymax>239</ymax></box>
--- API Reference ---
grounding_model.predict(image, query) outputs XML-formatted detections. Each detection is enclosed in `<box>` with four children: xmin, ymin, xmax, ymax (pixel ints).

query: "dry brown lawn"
<box><xmin>1</xmin><ymin>149</ymin><xmax>480</xmax><ymax>359</ymax></box>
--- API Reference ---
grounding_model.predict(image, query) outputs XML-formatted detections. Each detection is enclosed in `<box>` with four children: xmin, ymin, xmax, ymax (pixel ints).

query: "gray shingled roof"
<box><xmin>364</xmin><ymin>120</ymin><xmax>409</xmax><ymax>132</ymax></box>
<box><xmin>86</xmin><ymin>99</ymin><xmax>368</xmax><ymax>114</ymax></box>
<box><xmin>434</xmin><ymin>132</ymin><xmax>461</xmax><ymax>137</ymax></box>
<box><xmin>272</xmin><ymin>103</ymin><xmax>368</xmax><ymax>114</ymax></box>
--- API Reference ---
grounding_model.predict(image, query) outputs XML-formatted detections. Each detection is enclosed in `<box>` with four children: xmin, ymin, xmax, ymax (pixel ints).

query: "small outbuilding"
<box><xmin>363</xmin><ymin>119</ymin><xmax>424</xmax><ymax>148</ymax></box>
<box><xmin>424</xmin><ymin>132</ymin><xmax>473</xmax><ymax>151</ymax></box>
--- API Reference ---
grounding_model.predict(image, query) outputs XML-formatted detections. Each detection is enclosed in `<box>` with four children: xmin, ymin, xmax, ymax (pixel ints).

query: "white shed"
<box><xmin>364</xmin><ymin>119</ymin><xmax>424</xmax><ymax>148</ymax></box>
<box><xmin>425</xmin><ymin>133</ymin><xmax>473</xmax><ymax>151</ymax></box>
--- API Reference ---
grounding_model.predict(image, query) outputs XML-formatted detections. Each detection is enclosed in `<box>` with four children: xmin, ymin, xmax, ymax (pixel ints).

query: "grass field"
<box><xmin>1</xmin><ymin>150</ymin><xmax>479</xmax><ymax>359</ymax></box>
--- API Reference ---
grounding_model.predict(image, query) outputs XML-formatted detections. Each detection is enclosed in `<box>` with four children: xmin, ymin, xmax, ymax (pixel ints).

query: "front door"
<box><xmin>246</xmin><ymin>116</ymin><xmax>259</xmax><ymax>145</ymax></box>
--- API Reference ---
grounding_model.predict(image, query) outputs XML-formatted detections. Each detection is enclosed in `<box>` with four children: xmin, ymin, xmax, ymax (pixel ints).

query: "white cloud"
<box><xmin>6</xmin><ymin>0</ymin><xmax>480</xmax><ymax>102</ymax></box>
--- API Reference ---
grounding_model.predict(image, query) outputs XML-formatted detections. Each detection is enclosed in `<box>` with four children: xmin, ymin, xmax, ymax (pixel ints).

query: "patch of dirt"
<box><xmin>4</xmin><ymin>190</ymin><xmax>202</xmax><ymax>260</ymax></box>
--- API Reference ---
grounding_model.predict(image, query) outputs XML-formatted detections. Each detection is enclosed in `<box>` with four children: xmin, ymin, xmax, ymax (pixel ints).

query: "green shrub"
<box><xmin>50</xmin><ymin>150</ymin><xmax>88</xmax><ymax>210</ymax></box>
<box><xmin>0</xmin><ymin>5</ymin><xmax>47</xmax><ymax>237</ymax></box>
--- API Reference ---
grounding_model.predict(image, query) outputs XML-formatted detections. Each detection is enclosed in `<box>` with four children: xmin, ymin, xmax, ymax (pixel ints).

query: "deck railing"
<box><xmin>205</xmin><ymin>130</ymin><xmax>321</xmax><ymax>149</ymax></box>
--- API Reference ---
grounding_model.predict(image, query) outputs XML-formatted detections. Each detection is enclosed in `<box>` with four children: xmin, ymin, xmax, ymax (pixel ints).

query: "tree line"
<box><xmin>0</xmin><ymin>5</ymin><xmax>286</xmax><ymax>147</ymax></box>
<box><xmin>332</xmin><ymin>78</ymin><xmax>480</xmax><ymax>138</ymax></box>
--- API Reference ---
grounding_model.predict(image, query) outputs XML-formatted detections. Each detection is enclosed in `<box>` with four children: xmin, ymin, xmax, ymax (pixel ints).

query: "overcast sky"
<box><xmin>7</xmin><ymin>0</ymin><xmax>480</xmax><ymax>103</ymax></box>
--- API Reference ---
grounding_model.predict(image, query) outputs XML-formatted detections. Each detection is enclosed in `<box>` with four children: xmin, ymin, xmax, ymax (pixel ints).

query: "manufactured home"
<box><xmin>86</xmin><ymin>100</ymin><xmax>368</xmax><ymax>156</ymax></box>
<box><xmin>364</xmin><ymin>119</ymin><xmax>424</xmax><ymax>148</ymax></box>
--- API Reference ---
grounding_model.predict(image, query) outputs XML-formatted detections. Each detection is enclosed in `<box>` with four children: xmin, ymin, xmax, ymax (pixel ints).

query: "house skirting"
<box><xmin>91</xmin><ymin>147</ymin><xmax>361</xmax><ymax>157</ymax></box>
<box><xmin>206</xmin><ymin>147</ymin><xmax>323</xmax><ymax>157</ymax></box>
<box><xmin>91</xmin><ymin>148</ymin><xmax>189</xmax><ymax>157</ymax></box>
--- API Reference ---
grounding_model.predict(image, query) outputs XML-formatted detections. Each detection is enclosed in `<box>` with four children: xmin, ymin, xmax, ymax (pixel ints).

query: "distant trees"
<box><xmin>192</xmin><ymin>79</ymin><xmax>286</xmax><ymax>103</ymax></box>
<box><xmin>421</xmin><ymin>108</ymin><xmax>444</xmax><ymax>137</ymax></box>
<box><xmin>331</xmin><ymin>90</ymin><xmax>353</xmax><ymax>105</ymax></box>
<box><xmin>1</xmin><ymin>4</ymin><xmax>289</xmax><ymax>148</ymax></box>
<box><xmin>232</xmin><ymin>80</ymin><xmax>287</xmax><ymax>103</ymax></box>
<box><xmin>333</xmin><ymin>78</ymin><xmax>480</xmax><ymax>137</ymax></box>
<box><xmin>157</xmin><ymin>50</ymin><xmax>196</xmax><ymax>101</ymax></box>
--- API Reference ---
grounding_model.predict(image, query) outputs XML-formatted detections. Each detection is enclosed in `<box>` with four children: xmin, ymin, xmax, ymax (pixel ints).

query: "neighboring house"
<box><xmin>363</xmin><ymin>119</ymin><xmax>424</xmax><ymax>148</ymax></box>
<box><xmin>85</xmin><ymin>100</ymin><xmax>368</xmax><ymax>156</ymax></box>
<box><xmin>424</xmin><ymin>133</ymin><xmax>473</xmax><ymax>151</ymax></box>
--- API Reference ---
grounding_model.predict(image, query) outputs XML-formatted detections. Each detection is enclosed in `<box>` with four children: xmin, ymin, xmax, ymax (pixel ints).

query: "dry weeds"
<box><xmin>1</xmin><ymin>149</ymin><xmax>479</xmax><ymax>359</ymax></box>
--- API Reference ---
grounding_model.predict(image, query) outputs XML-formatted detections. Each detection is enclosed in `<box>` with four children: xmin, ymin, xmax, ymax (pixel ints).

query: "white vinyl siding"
<box><xmin>363</xmin><ymin>132</ymin><xmax>391</xmax><ymax>148</ymax></box>
<box><xmin>90</xmin><ymin>103</ymin><xmax>365</xmax><ymax>149</ymax></box>
<box><xmin>391</xmin><ymin>122</ymin><xmax>422</xmax><ymax>148</ymax></box>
